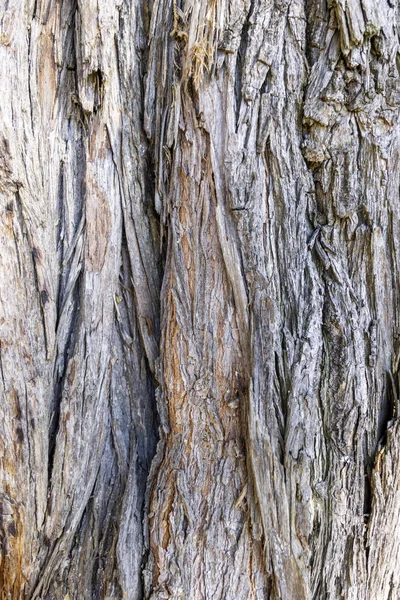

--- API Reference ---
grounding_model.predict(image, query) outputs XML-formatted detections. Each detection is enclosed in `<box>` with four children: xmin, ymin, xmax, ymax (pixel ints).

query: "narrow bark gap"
<box><xmin>0</xmin><ymin>342</ymin><xmax>6</xmax><ymax>391</ymax></box>
<box><xmin>376</xmin><ymin>373</ymin><xmax>395</xmax><ymax>447</ymax></box>
<box><xmin>234</xmin><ymin>0</ymin><xmax>256</xmax><ymax>130</ymax></box>
<box><xmin>56</xmin><ymin>162</ymin><xmax>65</xmax><ymax>258</ymax></box>
<box><xmin>48</xmin><ymin>271</ymin><xmax>83</xmax><ymax>488</ymax></box>
<box><xmin>363</xmin><ymin>431</ymin><xmax>372</xmax><ymax>568</ymax></box>
<box><xmin>31</xmin><ymin>0</ymin><xmax>38</xmax><ymax>21</ymax></box>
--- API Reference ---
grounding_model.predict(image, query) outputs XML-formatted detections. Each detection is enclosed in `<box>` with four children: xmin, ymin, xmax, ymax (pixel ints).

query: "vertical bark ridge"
<box><xmin>302</xmin><ymin>2</ymin><xmax>400</xmax><ymax>598</ymax></box>
<box><xmin>144</xmin><ymin>0</ymin><xmax>400</xmax><ymax>599</ymax></box>
<box><xmin>1</xmin><ymin>0</ymin><xmax>160</xmax><ymax>598</ymax></box>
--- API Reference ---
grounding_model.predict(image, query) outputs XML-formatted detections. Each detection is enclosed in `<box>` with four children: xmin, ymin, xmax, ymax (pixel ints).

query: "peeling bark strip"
<box><xmin>1</xmin><ymin>0</ymin><xmax>400</xmax><ymax>598</ymax></box>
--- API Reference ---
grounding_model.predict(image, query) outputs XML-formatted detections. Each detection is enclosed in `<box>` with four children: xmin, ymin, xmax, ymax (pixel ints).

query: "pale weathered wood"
<box><xmin>1</xmin><ymin>0</ymin><xmax>400</xmax><ymax>599</ymax></box>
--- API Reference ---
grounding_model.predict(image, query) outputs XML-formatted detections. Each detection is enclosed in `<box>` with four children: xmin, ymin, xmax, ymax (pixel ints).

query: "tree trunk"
<box><xmin>1</xmin><ymin>0</ymin><xmax>400</xmax><ymax>598</ymax></box>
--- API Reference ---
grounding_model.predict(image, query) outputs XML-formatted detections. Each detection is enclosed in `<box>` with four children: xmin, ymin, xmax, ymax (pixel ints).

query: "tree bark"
<box><xmin>1</xmin><ymin>0</ymin><xmax>400</xmax><ymax>599</ymax></box>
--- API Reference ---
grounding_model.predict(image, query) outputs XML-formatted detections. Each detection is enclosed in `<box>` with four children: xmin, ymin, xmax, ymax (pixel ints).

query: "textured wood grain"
<box><xmin>1</xmin><ymin>0</ymin><xmax>400</xmax><ymax>599</ymax></box>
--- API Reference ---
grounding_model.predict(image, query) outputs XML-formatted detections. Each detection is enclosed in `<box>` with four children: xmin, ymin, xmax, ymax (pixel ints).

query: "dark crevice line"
<box><xmin>80</xmin><ymin>330</ymin><xmax>88</xmax><ymax>423</ymax></box>
<box><xmin>56</xmin><ymin>161</ymin><xmax>65</xmax><ymax>260</ymax></box>
<box><xmin>32</xmin><ymin>0</ymin><xmax>38</xmax><ymax>20</ymax></box>
<box><xmin>12</xmin><ymin>190</ymin><xmax>24</xmax><ymax>275</ymax></box>
<box><xmin>376</xmin><ymin>372</ymin><xmax>394</xmax><ymax>448</ymax></box>
<box><xmin>27</xmin><ymin>20</ymin><xmax>35</xmax><ymax>132</ymax></box>
<box><xmin>55</xmin><ymin>159</ymin><xmax>67</xmax><ymax>334</ymax></box>
<box><xmin>11</xmin><ymin>217</ymin><xmax>22</xmax><ymax>277</ymax></box>
<box><xmin>48</xmin><ymin>271</ymin><xmax>82</xmax><ymax>489</ymax></box>
<box><xmin>363</xmin><ymin>430</ymin><xmax>372</xmax><ymax>569</ymax></box>
<box><xmin>118</xmin><ymin>212</ymin><xmax>162</xmax><ymax>600</ymax></box>
<box><xmin>0</xmin><ymin>341</ymin><xmax>6</xmax><ymax>391</ymax></box>
<box><xmin>32</xmin><ymin>265</ymin><xmax>49</xmax><ymax>358</ymax></box>
<box><xmin>234</xmin><ymin>0</ymin><xmax>256</xmax><ymax>130</ymax></box>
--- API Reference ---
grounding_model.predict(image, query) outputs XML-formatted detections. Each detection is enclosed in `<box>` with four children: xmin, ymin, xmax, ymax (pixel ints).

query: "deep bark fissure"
<box><xmin>234</xmin><ymin>0</ymin><xmax>256</xmax><ymax>130</ymax></box>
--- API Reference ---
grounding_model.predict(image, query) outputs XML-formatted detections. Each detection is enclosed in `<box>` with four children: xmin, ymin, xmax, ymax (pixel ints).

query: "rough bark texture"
<box><xmin>1</xmin><ymin>0</ymin><xmax>400</xmax><ymax>599</ymax></box>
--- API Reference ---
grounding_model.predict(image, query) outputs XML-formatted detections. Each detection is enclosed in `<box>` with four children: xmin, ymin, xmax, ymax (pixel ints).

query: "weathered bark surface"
<box><xmin>1</xmin><ymin>0</ymin><xmax>400</xmax><ymax>598</ymax></box>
